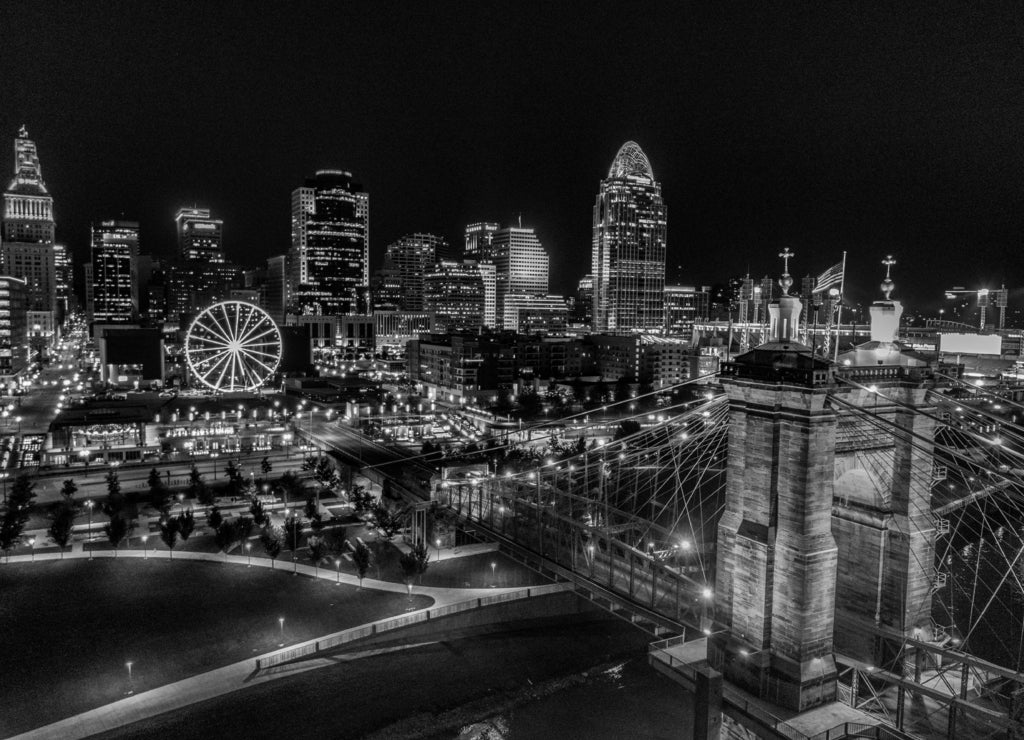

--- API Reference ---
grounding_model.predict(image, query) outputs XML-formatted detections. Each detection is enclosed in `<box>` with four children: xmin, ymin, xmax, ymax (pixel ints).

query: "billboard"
<box><xmin>938</xmin><ymin>333</ymin><xmax>1001</xmax><ymax>356</ymax></box>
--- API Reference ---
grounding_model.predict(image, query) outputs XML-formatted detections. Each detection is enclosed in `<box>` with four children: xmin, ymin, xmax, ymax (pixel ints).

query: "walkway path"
<box><xmin>3</xmin><ymin>550</ymin><xmax>568</xmax><ymax>740</ymax></box>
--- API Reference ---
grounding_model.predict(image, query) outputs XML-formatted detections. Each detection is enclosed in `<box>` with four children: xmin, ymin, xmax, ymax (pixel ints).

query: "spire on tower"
<box><xmin>881</xmin><ymin>255</ymin><xmax>896</xmax><ymax>300</ymax></box>
<box><xmin>778</xmin><ymin>247</ymin><xmax>795</xmax><ymax>295</ymax></box>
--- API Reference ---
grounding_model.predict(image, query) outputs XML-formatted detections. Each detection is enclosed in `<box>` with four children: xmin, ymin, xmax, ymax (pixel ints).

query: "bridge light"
<box><xmin>702</xmin><ymin>588</ymin><xmax>713</xmax><ymax>599</ymax></box>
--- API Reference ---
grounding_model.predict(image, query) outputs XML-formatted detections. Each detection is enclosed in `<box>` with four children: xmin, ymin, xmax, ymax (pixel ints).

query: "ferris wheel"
<box><xmin>184</xmin><ymin>301</ymin><xmax>282</xmax><ymax>392</ymax></box>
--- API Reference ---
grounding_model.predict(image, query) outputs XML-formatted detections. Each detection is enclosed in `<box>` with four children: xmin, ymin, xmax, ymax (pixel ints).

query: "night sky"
<box><xmin>2</xmin><ymin>1</ymin><xmax>1023</xmax><ymax>311</ymax></box>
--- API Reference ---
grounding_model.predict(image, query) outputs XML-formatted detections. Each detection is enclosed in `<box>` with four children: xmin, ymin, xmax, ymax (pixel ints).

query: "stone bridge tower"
<box><xmin>713</xmin><ymin>259</ymin><xmax>840</xmax><ymax>712</ymax></box>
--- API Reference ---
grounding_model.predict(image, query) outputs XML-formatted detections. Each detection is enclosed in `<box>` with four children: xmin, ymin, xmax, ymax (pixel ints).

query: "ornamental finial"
<box><xmin>778</xmin><ymin>248</ymin><xmax>795</xmax><ymax>295</ymax></box>
<box><xmin>881</xmin><ymin>255</ymin><xmax>896</xmax><ymax>300</ymax></box>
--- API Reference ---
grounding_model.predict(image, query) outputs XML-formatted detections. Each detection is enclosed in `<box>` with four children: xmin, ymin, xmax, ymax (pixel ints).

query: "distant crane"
<box><xmin>944</xmin><ymin>285</ymin><xmax>1007</xmax><ymax>331</ymax></box>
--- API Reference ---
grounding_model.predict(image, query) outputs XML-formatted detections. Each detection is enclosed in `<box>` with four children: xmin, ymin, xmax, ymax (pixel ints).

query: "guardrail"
<box><xmin>255</xmin><ymin>582</ymin><xmax>570</xmax><ymax>670</ymax></box>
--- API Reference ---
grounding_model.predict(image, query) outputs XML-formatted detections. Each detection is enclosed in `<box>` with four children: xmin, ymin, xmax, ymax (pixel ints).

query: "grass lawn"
<box><xmin>92</xmin><ymin>616</ymin><xmax>656</xmax><ymax>740</ymax></box>
<box><xmin>0</xmin><ymin>559</ymin><xmax>432</xmax><ymax>737</ymax></box>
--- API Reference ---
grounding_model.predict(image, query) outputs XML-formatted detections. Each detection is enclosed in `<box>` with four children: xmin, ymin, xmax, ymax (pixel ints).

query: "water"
<box><xmin>451</xmin><ymin>657</ymin><xmax>693</xmax><ymax>740</ymax></box>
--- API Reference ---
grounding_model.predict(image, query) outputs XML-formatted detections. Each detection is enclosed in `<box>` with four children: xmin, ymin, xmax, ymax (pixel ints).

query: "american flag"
<box><xmin>812</xmin><ymin>260</ymin><xmax>844</xmax><ymax>293</ymax></box>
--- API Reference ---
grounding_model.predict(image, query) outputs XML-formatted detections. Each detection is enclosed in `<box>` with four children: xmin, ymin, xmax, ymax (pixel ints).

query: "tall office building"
<box><xmin>53</xmin><ymin>243</ymin><xmax>73</xmax><ymax>316</ymax></box>
<box><xmin>2</xmin><ymin>127</ymin><xmax>58</xmax><ymax>313</ymax></box>
<box><xmin>0</xmin><ymin>276</ymin><xmax>28</xmax><ymax>377</ymax></box>
<box><xmin>384</xmin><ymin>233</ymin><xmax>449</xmax><ymax>311</ymax></box>
<box><xmin>175</xmin><ymin>208</ymin><xmax>224</xmax><ymax>263</ymax></box>
<box><xmin>592</xmin><ymin>141</ymin><xmax>667</xmax><ymax>333</ymax></box>
<box><xmin>291</xmin><ymin>170</ymin><xmax>369</xmax><ymax>316</ymax></box>
<box><xmin>464</xmin><ymin>222</ymin><xmax>499</xmax><ymax>257</ymax></box>
<box><xmin>424</xmin><ymin>260</ymin><xmax>491</xmax><ymax>333</ymax></box>
<box><xmin>89</xmin><ymin>220</ymin><xmax>140</xmax><ymax>323</ymax></box>
<box><xmin>485</xmin><ymin>225</ymin><xmax>548</xmax><ymax>329</ymax></box>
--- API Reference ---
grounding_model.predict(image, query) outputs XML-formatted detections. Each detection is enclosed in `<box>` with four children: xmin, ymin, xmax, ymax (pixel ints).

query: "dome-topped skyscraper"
<box><xmin>591</xmin><ymin>141</ymin><xmax>667</xmax><ymax>333</ymax></box>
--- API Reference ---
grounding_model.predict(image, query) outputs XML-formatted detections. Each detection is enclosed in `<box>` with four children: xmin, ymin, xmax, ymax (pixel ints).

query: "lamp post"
<box><xmin>177</xmin><ymin>492</ymin><xmax>185</xmax><ymax>515</ymax></box>
<box><xmin>246</xmin><ymin>542</ymin><xmax>252</xmax><ymax>567</ymax></box>
<box><xmin>210</xmin><ymin>451</ymin><xmax>219</xmax><ymax>479</ymax></box>
<box><xmin>28</xmin><ymin>536</ymin><xmax>35</xmax><ymax>561</ymax></box>
<box><xmin>278</xmin><ymin>616</ymin><xmax>285</xmax><ymax>646</ymax></box>
<box><xmin>79</xmin><ymin>449</ymin><xmax>89</xmax><ymax>477</ymax></box>
<box><xmin>125</xmin><ymin>661</ymin><xmax>134</xmax><ymax>695</ymax></box>
<box><xmin>85</xmin><ymin>500</ymin><xmax>94</xmax><ymax>560</ymax></box>
<box><xmin>142</xmin><ymin>534</ymin><xmax>148</xmax><ymax>559</ymax></box>
<box><xmin>335</xmin><ymin>557</ymin><xmax>341</xmax><ymax>584</ymax></box>
<box><xmin>490</xmin><ymin>560</ymin><xmax>496</xmax><ymax>585</ymax></box>
<box><xmin>15</xmin><ymin>415</ymin><xmax>22</xmax><ymax>435</ymax></box>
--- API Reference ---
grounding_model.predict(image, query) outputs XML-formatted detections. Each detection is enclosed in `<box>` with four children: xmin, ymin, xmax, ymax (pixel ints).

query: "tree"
<box><xmin>60</xmin><ymin>478</ymin><xmax>78</xmax><ymax>501</ymax></box>
<box><xmin>277</xmin><ymin>471</ymin><xmax>303</xmax><ymax>503</ymax></box>
<box><xmin>224</xmin><ymin>459</ymin><xmax>243</xmax><ymax>496</ymax></box>
<box><xmin>304</xmin><ymin>495</ymin><xmax>318</xmax><ymax>521</ymax></box>
<box><xmin>249</xmin><ymin>498</ymin><xmax>268</xmax><ymax>527</ymax></box>
<box><xmin>260</xmin><ymin>526</ymin><xmax>282</xmax><ymax>567</ymax></box>
<box><xmin>235</xmin><ymin>515</ymin><xmax>255</xmax><ymax>542</ymax></box>
<box><xmin>178</xmin><ymin>510</ymin><xmax>196</xmax><ymax>540</ymax></box>
<box><xmin>307</xmin><ymin>535</ymin><xmax>327</xmax><ymax>567</ymax></box>
<box><xmin>189</xmin><ymin>464</ymin><xmax>213</xmax><ymax>506</ymax></box>
<box><xmin>147</xmin><ymin>467</ymin><xmax>170</xmax><ymax>512</ymax></box>
<box><xmin>147</xmin><ymin>467</ymin><xmax>162</xmax><ymax>491</ymax></box>
<box><xmin>371</xmin><ymin>502</ymin><xmax>405</xmax><ymax>540</ymax></box>
<box><xmin>518</xmin><ymin>387</ymin><xmax>542</xmax><ymax>415</ymax></box>
<box><xmin>398</xmin><ymin>549</ymin><xmax>420</xmax><ymax>588</ymax></box>
<box><xmin>349</xmin><ymin>485</ymin><xmax>373</xmax><ymax>515</ymax></box>
<box><xmin>104</xmin><ymin>514</ymin><xmax>132</xmax><ymax>557</ymax></box>
<box><xmin>352</xmin><ymin>541</ymin><xmax>371</xmax><ymax>587</ymax></box>
<box><xmin>312</xmin><ymin>457</ymin><xmax>339</xmax><ymax>491</ymax></box>
<box><xmin>260</xmin><ymin>456</ymin><xmax>273</xmax><ymax>475</ymax></box>
<box><xmin>214</xmin><ymin>520</ymin><xmax>237</xmax><ymax>551</ymax></box>
<box><xmin>47</xmin><ymin>501</ymin><xmax>76</xmax><ymax>557</ymax></box>
<box><xmin>160</xmin><ymin>517</ymin><xmax>180</xmax><ymax>558</ymax></box>
<box><xmin>283</xmin><ymin>516</ymin><xmax>303</xmax><ymax>552</ymax></box>
<box><xmin>104</xmin><ymin>469</ymin><xmax>124</xmax><ymax>515</ymax></box>
<box><xmin>410</xmin><ymin>541</ymin><xmax>430</xmax><ymax>582</ymax></box>
<box><xmin>0</xmin><ymin>475</ymin><xmax>37</xmax><ymax>557</ymax></box>
<box><xmin>207</xmin><ymin>505</ymin><xmax>223</xmax><ymax>533</ymax></box>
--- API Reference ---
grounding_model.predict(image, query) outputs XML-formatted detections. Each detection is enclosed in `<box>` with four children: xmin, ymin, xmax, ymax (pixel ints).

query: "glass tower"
<box><xmin>592</xmin><ymin>141</ymin><xmax>667</xmax><ymax>333</ymax></box>
<box><xmin>90</xmin><ymin>220</ymin><xmax>140</xmax><ymax>323</ymax></box>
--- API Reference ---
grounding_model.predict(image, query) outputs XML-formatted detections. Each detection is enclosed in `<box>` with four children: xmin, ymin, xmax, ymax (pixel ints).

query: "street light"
<box><xmin>15</xmin><ymin>415</ymin><xmax>22</xmax><ymax>435</ymax></box>
<box><xmin>125</xmin><ymin>661</ymin><xmax>134</xmax><ymax>695</ymax></box>
<box><xmin>490</xmin><ymin>560</ymin><xmax>496</xmax><ymax>584</ymax></box>
<box><xmin>85</xmin><ymin>500</ymin><xmax>94</xmax><ymax>560</ymax></box>
<box><xmin>335</xmin><ymin>557</ymin><xmax>341</xmax><ymax>584</ymax></box>
<box><xmin>28</xmin><ymin>536</ymin><xmax>35</xmax><ymax>561</ymax></box>
<box><xmin>278</xmin><ymin>616</ymin><xmax>285</xmax><ymax>646</ymax></box>
<box><xmin>142</xmin><ymin>534</ymin><xmax>148</xmax><ymax>559</ymax></box>
<box><xmin>210</xmin><ymin>451</ymin><xmax>219</xmax><ymax>479</ymax></box>
<box><xmin>246</xmin><ymin>542</ymin><xmax>252</xmax><ymax>567</ymax></box>
<box><xmin>436</xmin><ymin>538</ymin><xmax>442</xmax><ymax>562</ymax></box>
<box><xmin>79</xmin><ymin>448</ymin><xmax>89</xmax><ymax>477</ymax></box>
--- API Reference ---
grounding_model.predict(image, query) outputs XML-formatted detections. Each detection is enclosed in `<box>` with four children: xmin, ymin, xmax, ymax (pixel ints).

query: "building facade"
<box><xmin>292</xmin><ymin>170</ymin><xmax>369</xmax><ymax>316</ymax></box>
<box><xmin>424</xmin><ymin>260</ymin><xmax>489</xmax><ymax>333</ymax></box>
<box><xmin>487</xmin><ymin>225</ymin><xmax>549</xmax><ymax>328</ymax></box>
<box><xmin>0</xmin><ymin>276</ymin><xmax>28</xmax><ymax>378</ymax></box>
<box><xmin>384</xmin><ymin>233</ymin><xmax>449</xmax><ymax>311</ymax></box>
<box><xmin>592</xmin><ymin>141</ymin><xmax>667</xmax><ymax>333</ymax></box>
<box><xmin>464</xmin><ymin>221</ymin><xmax>499</xmax><ymax>257</ymax></box>
<box><xmin>2</xmin><ymin>127</ymin><xmax>58</xmax><ymax>315</ymax></box>
<box><xmin>90</xmin><ymin>220</ymin><xmax>140</xmax><ymax>323</ymax></box>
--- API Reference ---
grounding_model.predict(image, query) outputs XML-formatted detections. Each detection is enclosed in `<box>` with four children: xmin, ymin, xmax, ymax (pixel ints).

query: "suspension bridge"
<box><xmin>310</xmin><ymin>290</ymin><xmax>1024</xmax><ymax>739</ymax></box>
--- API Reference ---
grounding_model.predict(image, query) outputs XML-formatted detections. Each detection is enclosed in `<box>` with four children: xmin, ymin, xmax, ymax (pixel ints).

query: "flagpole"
<box><xmin>832</xmin><ymin>251</ymin><xmax>847</xmax><ymax>363</ymax></box>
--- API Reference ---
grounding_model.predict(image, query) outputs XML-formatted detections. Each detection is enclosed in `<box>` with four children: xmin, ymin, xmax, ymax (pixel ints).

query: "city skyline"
<box><xmin>2</xmin><ymin>3</ymin><xmax>1023</xmax><ymax>310</ymax></box>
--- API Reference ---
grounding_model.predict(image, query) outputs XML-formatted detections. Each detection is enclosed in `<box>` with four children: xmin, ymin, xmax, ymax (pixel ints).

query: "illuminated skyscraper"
<box><xmin>592</xmin><ymin>141</ymin><xmax>667</xmax><ymax>333</ymax></box>
<box><xmin>291</xmin><ymin>170</ymin><xmax>369</xmax><ymax>316</ymax></box>
<box><xmin>464</xmin><ymin>222</ymin><xmax>499</xmax><ymax>257</ymax></box>
<box><xmin>90</xmin><ymin>220</ymin><xmax>139</xmax><ymax>323</ymax></box>
<box><xmin>424</xmin><ymin>260</ymin><xmax>492</xmax><ymax>333</ymax></box>
<box><xmin>384</xmin><ymin>233</ymin><xmax>450</xmax><ymax>311</ymax></box>
<box><xmin>175</xmin><ymin>207</ymin><xmax>224</xmax><ymax>263</ymax></box>
<box><xmin>1</xmin><ymin>127</ymin><xmax>58</xmax><ymax>313</ymax></box>
<box><xmin>483</xmin><ymin>225</ymin><xmax>549</xmax><ymax>329</ymax></box>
